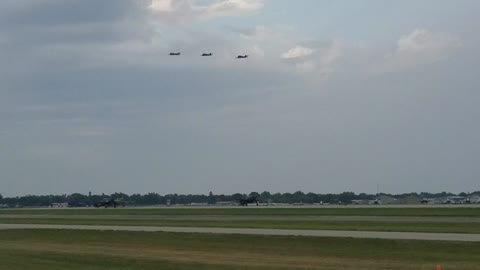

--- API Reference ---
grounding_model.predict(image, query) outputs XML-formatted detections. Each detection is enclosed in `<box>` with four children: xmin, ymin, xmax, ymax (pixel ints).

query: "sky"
<box><xmin>1</xmin><ymin>0</ymin><xmax>479</xmax><ymax>197</ymax></box>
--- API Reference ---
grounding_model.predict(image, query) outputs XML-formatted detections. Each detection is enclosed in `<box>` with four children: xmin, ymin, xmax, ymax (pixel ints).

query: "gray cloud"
<box><xmin>149</xmin><ymin>0</ymin><xmax>264</xmax><ymax>21</ymax></box>
<box><xmin>1</xmin><ymin>1</ymin><xmax>479</xmax><ymax>196</ymax></box>
<box><xmin>0</xmin><ymin>0</ymin><xmax>141</xmax><ymax>27</ymax></box>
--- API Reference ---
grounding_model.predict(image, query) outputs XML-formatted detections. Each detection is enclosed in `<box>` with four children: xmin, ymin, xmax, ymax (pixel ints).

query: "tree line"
<box><xmin>0</xmin><ymin>191</ymin><xmax>478</xmax><ymax>207</ymax></box>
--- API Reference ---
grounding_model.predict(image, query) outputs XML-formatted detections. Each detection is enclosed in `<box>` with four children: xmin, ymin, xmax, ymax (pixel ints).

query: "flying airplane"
<box><xmin>236</xmin><ymin>55</ymin><xmax>248</xmax><ymax>59</ymax></box>
<box><xmin>169</xmin><ymin>52</ymin><xmax>181</xmax><ymax>56</ymax></box>
<box><xmin>201</xmin><ymin>53</ymin><xmax>213</xmax><ymax>56</ymax></box>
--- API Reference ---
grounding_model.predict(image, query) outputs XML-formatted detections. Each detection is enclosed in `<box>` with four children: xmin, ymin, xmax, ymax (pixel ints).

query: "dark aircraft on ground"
<box><xmin>94</xmin><ymin>198</ymin><xmax>125</xmax><ymax>208</ymax></box>
<box><xmin>201</xmin><ymin>53</ymin><xmax>213</xmax><ymax>56</ymax></box>
<box><xmin>236</xmin><ymin>55</ymin><xmax>248</xmax><ymax>59</ymax></box>
<box><xmin>169</xmin><ymin>52</ymin><xmax>181</xmax><ymax>56</ymax></box>
<box><xmin>238</xmin><ymin>196</ymin><xmax>258</xmax><ymax>206</ymax></box>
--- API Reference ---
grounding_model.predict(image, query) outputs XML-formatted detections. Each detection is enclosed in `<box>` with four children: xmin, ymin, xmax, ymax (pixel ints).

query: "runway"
<box><xmin>1</xmin><ymin>223</ymin><xmax>479</xmax><ymax>242</ymax></box>
<box><xmin>2</xmin><ymin>214</ymin><xmax>480</xmax><ymax>223</ymax></box>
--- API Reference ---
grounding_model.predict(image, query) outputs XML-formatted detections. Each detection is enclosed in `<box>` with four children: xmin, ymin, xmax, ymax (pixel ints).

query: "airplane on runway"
<box><xmin>94</xmin><ymin>198</ymin><xmax>126</xmax><ymax>208</ymax></box>
<box><xmin>238</xmin><ymin>196</ymin><xmax>258</xmax><ymax>206</ymax></box>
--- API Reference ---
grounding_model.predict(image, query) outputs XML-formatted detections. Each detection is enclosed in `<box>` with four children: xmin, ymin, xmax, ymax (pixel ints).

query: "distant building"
<box><xmin>378</xmin><ymin>195</ymin><xmax>397</xmax><ymax>205</ymax></box>
<box><xmin>51</xmin><ymin>202</ymin><xmax>68</xmax><ymax>208</ymax></box>
<box><xmin>397</xmin><ymin>196</ymin><xmax>421</xmax><ymax>205</ymax></box>
<box><xmin>369</xmin><ymin>199</ymin><xmax>381</xmax><ymax>205</ymax></box>
<box><xmin>216</xmin><ymin>201</ymin><xmax>236</xmax><ymax>206</ymax></box>
<box><xmin>420</xmin><ymin>198</ymin><xmax>434</xmax><ymax>204</ymax></box>
<box><xmin>190</xmin><ymin>203</ymin><xmax>208</xmax><ymax>206</ymax></box>
<box><xmin>443</xmin><ymin>196</ymin><xmax>465</xmax><ymax>204</ymax></box>
<box><xmin>351</xmin><ymin>200</ymin><xmax>367</xmax><ymax>205</ymax></box>
<box><xmin>469</xmin><ymin>195</ymin><xmax>480</xmax><ymax>204</ymax></box>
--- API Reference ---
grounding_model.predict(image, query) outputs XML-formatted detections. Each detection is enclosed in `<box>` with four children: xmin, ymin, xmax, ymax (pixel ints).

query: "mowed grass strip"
<box><xmin>0</xmin><ymin>249</ymin><xmax>268</xmax><ymax>270</ymax></box>
<box><xmin>0</xmin><ymin>230</ymin><xmax>479</xmax><ymax>270</ymax></box>
<box><xmin>1</xmin><ymin>206</ymin><xmax>480</xmax><ymax>216</ymax></box>
<box><xmin>1</xmin><ymin>218</ymin><xmax>480</xmax><ymax>234</ymax></box>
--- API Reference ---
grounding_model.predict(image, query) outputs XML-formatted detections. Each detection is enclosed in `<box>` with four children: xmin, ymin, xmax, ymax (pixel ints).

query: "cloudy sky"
<box><xmin>1</xmin><ymin>0</ymin><xmax>479</xmax><ymax>196</ymax></box>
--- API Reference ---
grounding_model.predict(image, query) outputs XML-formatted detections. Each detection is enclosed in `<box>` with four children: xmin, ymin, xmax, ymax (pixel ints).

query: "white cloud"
<box><xmin>397</xmin><ymin>29</ymin><xmax>461</xmax><ymax>54</ymax></box>
<box><xmin>281</xmin><ymin>41</ymin><xmax>343</xmax><ymax>75</ymax></box>
<box><xmin>149</xmin><ymin>0</ymin><xmax>264</xmax><ymax>20</ymax></box>
<box><xmin>380</xmin><ymin>29</ymin><xmax>462</xmax><ymax>72</ymax></box>
<box><xmin>317</xmin><ymin>40</ymin><xmax>343</xmax><ymax>74</ymax></box>
<box><xmin>149</xmin><ymin>0</ymin><xmax>174</xmax><ymax>12</ymax></box>
<box><xmin>252</xmin><ymin>44</ymin><xmax>265</xmax><ymax>56</ymax></box>
<box><xmin>281</xmin><ymin>46</ymin><xmax>314</xmax><ymax>59</ymax></box>
<box><xmin>204</xmin><ymin>0</ymin><xmax>264</xmax><ymax>17</ymax></box>
<box><xmin>231</xmin><ymin>25</ymin><xmax>290</xmax><ymax>41</ymax></box>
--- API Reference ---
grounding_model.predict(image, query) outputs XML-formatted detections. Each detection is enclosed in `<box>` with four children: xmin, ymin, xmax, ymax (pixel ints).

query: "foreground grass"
<box><xmin>1</xmin><ymin>229</ymin><xmax>479</xmax><ymax>270</ymax></box>
<box><xmin>2</xmin><ymin>218</ymin><xmax>480</xmax><ymax>234</ymax></box>
<box><xmin>1</xmin><ymin>206</ymin><xmax>480</xmax><ymax>216</ymax></box>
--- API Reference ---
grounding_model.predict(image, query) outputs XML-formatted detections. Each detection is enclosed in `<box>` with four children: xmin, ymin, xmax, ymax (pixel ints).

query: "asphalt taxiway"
<box><xmin>1</xmin><ymin>223</ymin><xmax>479</xmax><ymax>242</ymax></box>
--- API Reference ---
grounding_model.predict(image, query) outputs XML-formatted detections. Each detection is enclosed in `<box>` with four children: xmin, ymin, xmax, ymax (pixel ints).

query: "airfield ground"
<box><xmin>1</xmin><ymin>205</ymin><xmax>479</xmax><ymax>269</ymax></box>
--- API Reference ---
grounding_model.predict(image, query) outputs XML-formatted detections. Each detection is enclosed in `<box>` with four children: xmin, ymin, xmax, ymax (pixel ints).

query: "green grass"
<box><xmin>0</xmin><ymin>229</ymin><xmax>479</xmax><ymax>270</ymax></box>
<box><xmin>1</xmin><ymin>206</ymin><xmax>480</xmax><ymax>216</ymax></box>
<box><xmin>0</xmin><ymin>249</ymin><xmax>264</xmax><ymax>270</ymax></box>
<box><xmin>1</xmin><ymin>217</ymin><xmax>480</xmax><ymax>234</ymax></box>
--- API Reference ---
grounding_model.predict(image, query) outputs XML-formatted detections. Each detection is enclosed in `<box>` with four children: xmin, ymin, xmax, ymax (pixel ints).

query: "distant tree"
<box><xmin>231</xmin><ymin>193</ymin><xmax>244</xmax><ymax>200</ymax></box>
<box><xmin>140</xmin><ymin>192</ymin><xmax>162</xmax><ymax>205</ymax></box>
<box><xmin>249</xmin><ymin>192</ymin><xmax>260</xmax><ymax>198</ymax></box>
<box><xmin>293</xmin><ymin>191</ymin><xmax>307</xmax><ymax>203</ymax></box>
<box><xmin>111</xmin><ymin>192</ymin><xmax>129</xmax><ymax>200</ymax></box>
<box><xmin>338</xmin><ymin>192</ymin><xmax>355</xmax><ymax>204</ymax></box>
<box><xmin>67</xmin><ymin>193</ymin><xmax>88</xmax><ymax>207</ymax></box>
<box><xmin>358</xmin><ymin>193</ymin><xmax>372</xmax><ymax>200</ymax></box>
<box><xmin>271</xmin><ymin>193</ymin><xmax>284</xmax><ymax>203</ymax></box>
<box><xmin>2</xmin><ymin>190</ymin><xmax>475</xmax><ymax>207</ymax></box>
<box><xmin>208</xmin><ymin>191</ymin><xmax>216</xmax><ymax>205</ymax></box>
<box><xmin>259</xmin><ymin>191</ymin><xmax>271</xmax><ymax>203</ymax></box>
<box><xmin>306</xmin><ymin>192</ymin><xmax>319</xmax><ymax>204</ymax></box>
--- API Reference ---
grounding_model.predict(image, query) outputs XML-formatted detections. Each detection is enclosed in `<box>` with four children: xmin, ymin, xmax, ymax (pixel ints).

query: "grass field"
<box><xmin>1</xmin><ymin>218</ymin><xmax>480</xmax><ymax>234</ymax></box>
<box><xmin>1</xmin><ymin>229</ymin><xmax>479</xmax><ymax>270</ymax></box>
<box><xmin>1</xmin><ymin>206</ymin><xmax>480</xmax><ymax>216</ymax></box>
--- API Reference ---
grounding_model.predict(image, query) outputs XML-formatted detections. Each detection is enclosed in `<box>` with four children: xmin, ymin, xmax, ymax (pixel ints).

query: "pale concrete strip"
<box><xmin>1</xmin><ymin>223</ymin><xmax>479</xmax><ymax>242</ymax></box>
<box><xmin>2</xmin><ymin>214</ymin><xmax>480</xmax><ymax>223</ymax></box>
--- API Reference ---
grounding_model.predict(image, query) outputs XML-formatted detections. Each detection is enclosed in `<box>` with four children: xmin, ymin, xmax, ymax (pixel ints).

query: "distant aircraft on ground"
<box><xmin>169</xmin><ymin>52</ymin><xmax>181</xmax><ymax>56</ymax></box>
<box><xmin>238</xmin><ymin>196</ymin><xmax>258</xmax><ymax>206</ymax></box>
<box><xmin>236</xmin><ymin>55</ymin><xmax>248</xmax><ymax>59</ymax></box>
<box><xmin>201</xmin><ymin>53</ymin><xmax>213</xmax><ymax>56</ymax></box>
<box><xmin>94</xmin><ymin>198</ymin><xmax>125</xmax><ymax>208</ymax></box>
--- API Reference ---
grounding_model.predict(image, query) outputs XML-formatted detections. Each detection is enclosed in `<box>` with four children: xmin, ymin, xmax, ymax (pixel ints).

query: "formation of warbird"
<box><xmin>170</xmin><ymin>52</ymin><xmax>248</xmax><ymax>59</ymax></box>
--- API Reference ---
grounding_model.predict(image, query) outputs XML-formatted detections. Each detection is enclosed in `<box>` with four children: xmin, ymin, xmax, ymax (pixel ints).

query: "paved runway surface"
<box><xmin>2</xmin><ymin>214</ymin><xmax>480</xmax><ymax>223</ymax></box>
<box><xmin>1</xmin><ymin>223</ymin><xmax>479</xmax><ymax>242</ymax></box>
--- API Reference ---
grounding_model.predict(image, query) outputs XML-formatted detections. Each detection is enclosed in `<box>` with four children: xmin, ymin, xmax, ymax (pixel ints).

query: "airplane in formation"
<box><xmin>169</xmin><ymin>52</ymin><xmax>248</xmax><ymax>59</ymax></box>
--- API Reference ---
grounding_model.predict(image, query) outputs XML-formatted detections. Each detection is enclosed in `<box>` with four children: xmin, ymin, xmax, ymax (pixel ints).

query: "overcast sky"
<box><xmin>1</xmin><ymin>0</ymin><xmax>479</xmax><ymax>196</ymax></box>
